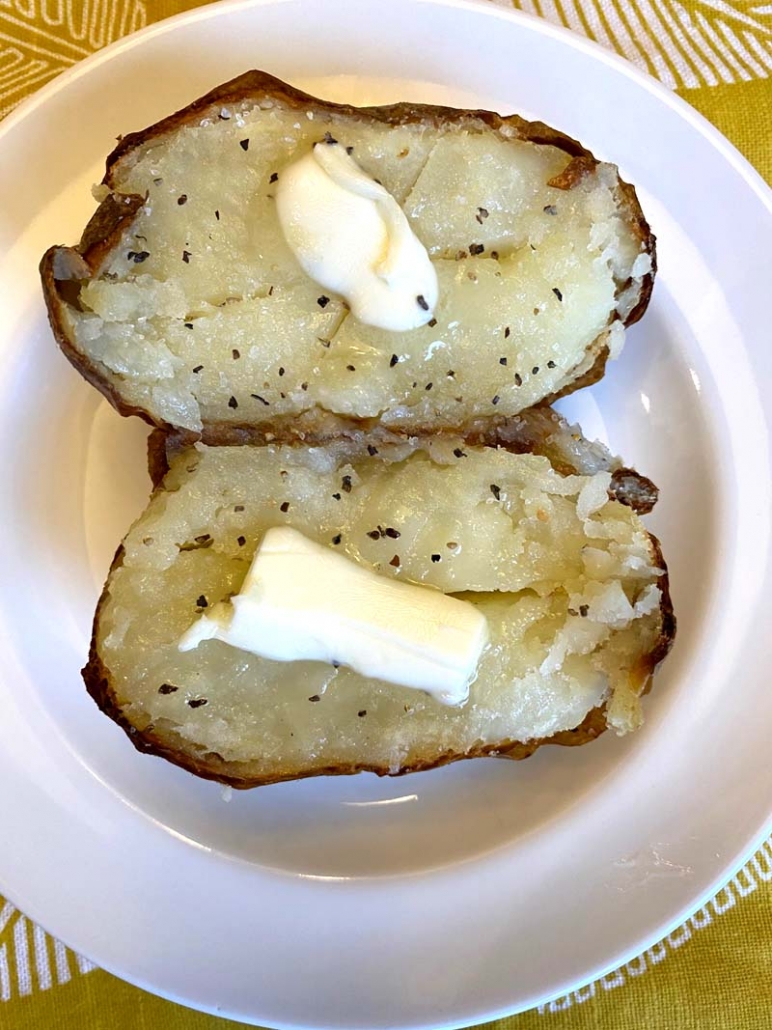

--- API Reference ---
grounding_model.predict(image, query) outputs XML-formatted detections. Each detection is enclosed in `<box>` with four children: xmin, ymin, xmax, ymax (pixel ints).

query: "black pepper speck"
<box><xmin>228</xmin><ymin>396</ymin><xmax>238</xmax><ymax>408</ymax></box>
<box><xmin>239</xmin><ymin>138</ymin><xmax>250</xmax><ymax>151</ymax></box>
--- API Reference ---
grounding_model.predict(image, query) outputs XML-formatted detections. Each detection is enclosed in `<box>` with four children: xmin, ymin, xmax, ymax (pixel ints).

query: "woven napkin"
<box><xmin>1</xmin><ymin>0</ymin><xmax>770</xmax><ymax>1026</ymax></box>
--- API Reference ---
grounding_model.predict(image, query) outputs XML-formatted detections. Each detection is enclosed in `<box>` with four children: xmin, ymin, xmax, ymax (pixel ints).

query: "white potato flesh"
<box><xmin>98</xmin><ymin>443</ymin><xmax>665</xmax><ymax>775</ymax></box>
<box><xmin>67</xmin><ymin>102</ymin><xmax>648</xmax><ymax>433</ymax></box>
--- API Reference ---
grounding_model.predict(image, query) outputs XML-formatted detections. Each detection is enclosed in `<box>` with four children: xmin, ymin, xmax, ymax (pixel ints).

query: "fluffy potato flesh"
<box><xmin>95</xmin><ymin>441</ymin><xmax>667</xmax><ymax>782</ymax></box>
<box><xmin>64</xmin><ymin>97</ymin><xmax>650</xmax><ymax>433</ymax></box>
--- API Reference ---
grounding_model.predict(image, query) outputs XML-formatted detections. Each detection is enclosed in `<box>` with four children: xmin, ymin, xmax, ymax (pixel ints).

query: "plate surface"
<box><xmin>1</xmin><ymin>0</ymin><xmax>771</xmax><ymax>1026</ymax></box>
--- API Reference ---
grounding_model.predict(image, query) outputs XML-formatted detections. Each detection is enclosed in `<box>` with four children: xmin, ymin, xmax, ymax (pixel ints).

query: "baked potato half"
<box><xmin>86</xmin><ymin>416</ymin><xmax>673</xmax><ymax>788</ymax></box>
<box><xmin>42</xmin><ymin>70</ymin><xmax>655</xmax><ymax>444</ymax></box>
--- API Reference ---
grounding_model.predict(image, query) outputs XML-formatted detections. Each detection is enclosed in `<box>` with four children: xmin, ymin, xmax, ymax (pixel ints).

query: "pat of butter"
<box><xmin>275</xmin><ymin>140</ymin><xmax>438</xmax><ymax>332</ymax></box>
<box><xmin>179</xmin><ymin>526</ymin><xmax>487</xmax><ymax>706</ymax></box>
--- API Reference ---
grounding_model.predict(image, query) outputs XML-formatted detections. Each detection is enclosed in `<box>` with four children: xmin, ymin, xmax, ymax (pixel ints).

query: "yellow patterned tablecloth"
<box><xmin>1</xmin><ymin>1</ymin><xmax>771</xmax><ymax>1027</ymax></box>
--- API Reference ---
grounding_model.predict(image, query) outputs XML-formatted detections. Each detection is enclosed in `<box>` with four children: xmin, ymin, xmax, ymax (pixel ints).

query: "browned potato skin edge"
<box><xmin>39</xmin><ymin>69</ymin><xmax>656</xmax><ymax>444</ymax></box>
<box><xmin>82</xmin><ymin>436</ymin><xmax>675</xmax><ymax>789</ymax></box>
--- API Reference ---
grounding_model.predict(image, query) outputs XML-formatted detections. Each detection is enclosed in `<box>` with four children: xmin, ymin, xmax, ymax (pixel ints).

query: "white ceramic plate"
<box><xmin>1</xmin><ymin>0</ymin><xmax>771</xmax><ymax>1025</ymax></box>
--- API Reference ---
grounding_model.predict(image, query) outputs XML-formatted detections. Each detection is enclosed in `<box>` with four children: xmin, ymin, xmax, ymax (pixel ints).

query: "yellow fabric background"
<box><xmin>1</xmin><ymin>0</ymin><xmax>771</xmax><ymax>1027</ymax></box>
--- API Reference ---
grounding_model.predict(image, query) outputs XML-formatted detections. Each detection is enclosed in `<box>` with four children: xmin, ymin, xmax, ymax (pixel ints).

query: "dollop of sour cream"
<box><xmin>275</xmin><ymin>140</ymin><xmax>438</xmax><ymax>332</ymax></box>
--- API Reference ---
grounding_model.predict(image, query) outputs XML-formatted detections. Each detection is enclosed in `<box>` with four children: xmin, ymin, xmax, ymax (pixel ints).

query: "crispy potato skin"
<box><xmin>84</xmin><ymin>427</ymin><xmax>675</xmax><ymax>789</ymax></box>
<box><xmin>40</xmin><ymin>69</ymin><xmax>656</xmax><ymax>444</ymax></box>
